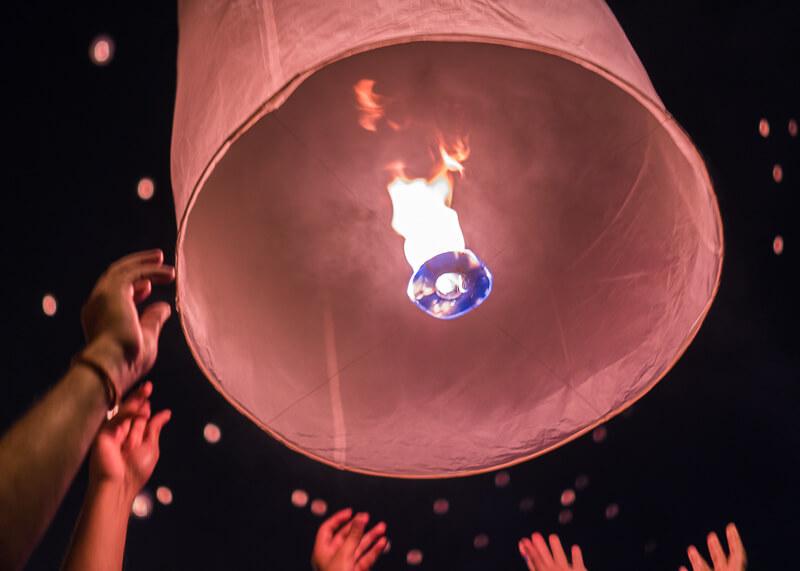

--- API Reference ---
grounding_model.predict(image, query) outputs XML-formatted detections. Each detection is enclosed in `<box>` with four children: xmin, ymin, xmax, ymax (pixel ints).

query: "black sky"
<box><xmin>2</xmin><ymin>1</ymin><xmax>798</xmax><ymax>569</ymax></box>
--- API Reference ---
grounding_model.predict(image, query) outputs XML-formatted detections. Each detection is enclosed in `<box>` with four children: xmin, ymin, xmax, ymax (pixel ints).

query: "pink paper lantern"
<box><xmin>171</xmin><ymin>0</ymin><xmax>722</xmax><ymax>477</ymax></box>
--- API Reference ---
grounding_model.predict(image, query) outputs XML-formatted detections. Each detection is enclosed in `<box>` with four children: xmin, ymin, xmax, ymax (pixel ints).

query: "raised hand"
<box><xmin>312</xmin><ymin>509</ymin><xmax>387</xmax><ymax>571</ymax></box>
<box><xmin>81</xmin><ymin>249</ymin><xmax>175</xmax><ymax>396</ymax></box>
<box><xmin>89</xmin><ymin>382</ymin><xmax>171</xmax><ymax>499</ymax></box>
<box><xmin>519</xmin><ymin>532</ymin><xmax>587</xmax><ymax>571</ymax></box>
<box><xmin>679</xmin><ymin>523</ymin><xmax>746</xmax><ymax>571</ymax></box>
<box><xmin>61</xmin><ymin>384</ymin><xmax>171</xmax><ymax>571</ymax></box>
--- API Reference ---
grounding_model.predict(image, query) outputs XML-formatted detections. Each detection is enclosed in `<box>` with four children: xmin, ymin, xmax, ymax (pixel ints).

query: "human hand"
<box><xmin>81</xmin><ymin>249</ymin><xmax>175</xmax><ymax>395</ymax></box>
<box><xmin>312</xmin><ymin>508</ymin><xmax>387</xmax><ymax>571</ymax></box>
<box><xmin>88</xmin><ymin>382</ymin><xmax>170</xmax><ymax>500</ymax></box>
<box><xmin>679</xmin><ymin>523</ymin><xmax>746</xmax><ymax>571</ymax></box>
<box><xmin>519</xmin><ymin>532</ymin><xmax>587</xmax><ymax>571</ymax></box>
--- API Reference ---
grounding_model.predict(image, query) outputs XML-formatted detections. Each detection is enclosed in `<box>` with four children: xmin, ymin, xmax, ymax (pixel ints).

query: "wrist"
<box><xmin>88</xmin><ymin>476</ymin><xmax>139</xmax><ymax>508</ymax></box>
<box><xmin>81</xmin><ymin>336</ymin><xmax>130</xmax><ymax>396</ymax></box>
<box><xmin>87</xmin><ymin>478</ymin><xmax>138</xmax><ymax>513</ymax></box>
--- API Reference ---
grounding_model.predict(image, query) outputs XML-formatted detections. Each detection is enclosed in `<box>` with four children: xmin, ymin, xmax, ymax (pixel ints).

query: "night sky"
<box><xmin>3</xmin><ymin>1</ymin><xmax>797</xmax><ymax>569</ymax></box>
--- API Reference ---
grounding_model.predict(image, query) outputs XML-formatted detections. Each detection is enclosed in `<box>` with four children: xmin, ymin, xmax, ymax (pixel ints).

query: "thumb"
<box><xmin>140</xmin><ymin>302</ymin><xmax>172</xmax><ymax>340</ymax></box>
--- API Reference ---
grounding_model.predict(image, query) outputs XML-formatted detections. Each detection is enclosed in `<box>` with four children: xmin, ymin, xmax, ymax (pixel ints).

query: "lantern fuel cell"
<box><xmin>172</xmin><ymin>0</ymin><xmax>722</xmax><ymax>477</ymax></box>
<box><xmin>409</xmin><ymin>250</ymin><xmax>492</xmax><ymax>319</ymax></box>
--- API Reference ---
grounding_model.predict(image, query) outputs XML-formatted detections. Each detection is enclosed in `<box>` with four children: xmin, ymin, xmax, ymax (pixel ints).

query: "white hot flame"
<box><xmin>387</xmin><ymin>145</ymin><xmax>469</xmax><ymax>272</ymax></box>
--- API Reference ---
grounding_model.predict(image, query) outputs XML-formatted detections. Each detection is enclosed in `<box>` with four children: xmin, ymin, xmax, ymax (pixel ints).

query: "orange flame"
<box><xmin>354</xmin><ymin>79</ymin><xmax>384</xmax><ymax>132</ymax></box>
<box><xmin>352</xmin><ymin>79</ymin><xmax>472</xmax><ymax>273</ymax></box>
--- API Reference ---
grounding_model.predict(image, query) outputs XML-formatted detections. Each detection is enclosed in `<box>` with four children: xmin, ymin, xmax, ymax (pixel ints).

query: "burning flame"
<box><xmin>353</xmin><ymin>78</ymin><xmax>471</xmax><ymax>273</ymax></box>
<box><xmin>387</xmin><ymin>141</ymin><xmax>470</xmax><ymax>272</ymax></box>
<box><xmin>352</xmin><ymin>79</ymin><xmax>492</xmax><ymax>317</ymax></box>
<box><xmin>354</xmin><ymin>79</ymin><xmax>384</xmax><ymax>132</ymax></box>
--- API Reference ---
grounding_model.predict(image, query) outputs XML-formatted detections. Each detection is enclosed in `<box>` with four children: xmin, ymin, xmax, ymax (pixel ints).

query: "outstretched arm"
<box><xmin>0</xmin><ymin>250</ymin><xmax>174</xmax><ymax>571</ymax></box>
<box><xmin>62</xmin><ymin>383</ymin><xmax>170</xmax><ymax>571</ymax></box>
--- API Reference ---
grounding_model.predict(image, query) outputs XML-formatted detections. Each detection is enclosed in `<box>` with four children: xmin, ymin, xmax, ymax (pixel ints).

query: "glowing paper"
<box><xmin>172</xmin><ymin>0</ymin><xmax>723</xmax><ymax>477</ymax></box>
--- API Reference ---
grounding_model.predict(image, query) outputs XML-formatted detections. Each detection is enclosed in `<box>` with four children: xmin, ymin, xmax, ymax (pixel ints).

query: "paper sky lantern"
<box><xmin>172</xmin><ymin>0</ymin><xmax>722</xmax><ymax>477</ymax></box>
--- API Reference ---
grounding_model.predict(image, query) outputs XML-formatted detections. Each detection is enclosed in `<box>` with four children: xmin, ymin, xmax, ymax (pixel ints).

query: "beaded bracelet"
<box><xmin>71</xmin><ymin>353</ymin><xmax>120</xmax><ymax>419</ymax></box>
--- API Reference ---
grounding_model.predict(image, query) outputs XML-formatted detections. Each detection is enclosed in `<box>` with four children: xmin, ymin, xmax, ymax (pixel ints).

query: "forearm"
<box><xmin>62</xmin><ymin>481</ymin><xmax>133</xmax><ymax>571</ymax></box>
<box><xmin>0</xmin><ymin>341</ymin><xmax>119</xmax><ymax>571</ymax></box>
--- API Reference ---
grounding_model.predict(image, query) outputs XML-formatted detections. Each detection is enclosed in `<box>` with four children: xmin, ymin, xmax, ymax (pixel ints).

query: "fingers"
<box><xmin>106</xmin><ymin>250</ymin><xmax>174</xmax><ymax>292</ymax></box>
<box><xmin>342</xmin><ymin>513</ymin><xmax>368</xmax><ymax>554</ymax></box>
<box><xmin>333</xmin><ymin>521</ymin><xmax>354</xmax><ymax>548</ymax></box>
<box><xmin>706</xmin><ymin>532</ymin><xmax>727</xmax><ymax>569</ymax></box>
<box><xmin>141</xmin><ymin>302</ymin><xmax>172</xmax><ymax>334</ymax></box>
<box><xmin>133</xmin><ymin>279</ymin><xmax>152</xmax><ymax>302</ymax></box>
<box><xmin>355</xmin><ymin>521</ymin><xmax>386</xmax><ymax>560</ymax></box>
<box><xmin>725</xmin><ymin>523</ymin><xmax>746</xmax><ymax>565</ymax></box>
<box><xmin>139</xmin><ymin>302</ymin><xmax>172</xmax><ymax>360</ymax></box>
<box><xmin>139</xmin><ymin>381</ymin><xmax>153</xmax><ymax>399</ymax></box>
<box><xmin>113</xmin><ymin>416</ymin><xmax>134</xmax><ymax>443</ymax></box>
<box><xmin>106</xmin><ymin>383</ymin><xmax>152</xmax><ymax>429</ymax></box>
<box><xmin>357</xmin><ymin>535</ymin><xmax>388</xmax><ymax>571</ymax></box>
<box><xmin>318</xmin><ymin>508</ymin><xmax>354</xmax><ymax>542</ymax></box>
<box><xmin>127</xmin><ymin>264</ymin><xmax>175</xmax><ymax>285</ymax></box>
<box><xmin>679</xmin><ymin>567</ymin><xmax>689</xmax><ymax>571</ymax></box>
<box><xmin>137</xmin><ymin>400</ymin><xmax>152</xmax><ymax>420</ymax></box>
<box><xmin>143</xmin><ymin>409</ymin><xmax>171</xmax><ymax>446</ymax></box>
<box><xmin>549</xmin><ymin>534</ymin><xmax>568</xmax><ymax>566</ymax></box>
<box><xmin>123</xmin><ymin>415</ymin><xmax>148</xmax><ymax>452</ymax></box>
<box><xmin>571</xmin><ymin>544</ymin><xmax>585</xmax><ymax>570</ymax></box>
<box><xmin>518</xmin><ymin>539</ymin><xmax>537</xmax><ymax>571</ymax></box>
<box><xmin>530</xmin><ymin>532</ymin><xmax>551</xmax><ymax>568</ymax></box>
<box><xmin>687</xmin><ymin>545</ymin><xmax>712</xmax><ymax>571</ymax></box>
<box><xmin>112</xmin><ymin>249</ymin><xmax>164</xmax><ymax>270</ymax></box>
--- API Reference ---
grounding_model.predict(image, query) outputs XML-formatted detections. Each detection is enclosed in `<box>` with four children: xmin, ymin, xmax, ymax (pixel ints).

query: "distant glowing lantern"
<box><xmin>156</xmin><ymin>486</ymin><xmax>174</xmax><ymax>505</ymax></box>
<box><xmin>172</xmin><ymin>0</ymin><xmax>722</xmax><ymax>477</ymax></box>
<box><xmin>89</xmin><ymin>35</ymin><xmax>114</xmax><ymax>66</ymax></box>
<box><xmin>138</xmin><ymin>177</ymin><xmax>155</xmax><ymax>200</ymax></box>
<box><xmin>42</xmin><ymin>294</ymin><xmax>57</xmax><ymax>316</ymax></box>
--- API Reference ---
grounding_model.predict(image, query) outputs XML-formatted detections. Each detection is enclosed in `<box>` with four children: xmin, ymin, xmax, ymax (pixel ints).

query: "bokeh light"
<box><xmin>433</xmin><ymin>498</ymin><xmax>449</xmax><ymax>515</ymax></box>
<box><xmin>592</xmin><ymin>426</ymin><xmax>607</xmax><ymax>443</ymax></box>
<box><xmin>519</xmin><ymin>497</ymin><xmax>535</xmax><ymax>513</ymax></box>
<box><xmin>558</xmin><ymin>509</ymin><xmax>573</xmax><ymax>525</ymax></box>
<box><xmin>575</xmin><ymin>474</ymin><xmax>590</xmax><ymax>490</ymax></box>
<box><xmin>156</xmin><ymin>486</ymin><xmax>173</xmax><ymax>505</ymax></box>
<box><xmin>291</xmin><ymin>489</ymin><xmax>309</xmax><ymax>508</ymax></box>
<box><xmin>560</xmin><ymin>488</ymin><xmax>576</xmax><ymax>506</ymax></box>
<box><xmin>605</xmin><ymin>503</ymin><xmax>620</xmax><ymax>520</ymax></box>
<box><xmin>406</xmin><ymin>549</ymin><xmax>423</xmax><ymax>565</ymax></box>
<box><xmin>310</xmin><ymin>498</ymin><xmax>328</xmax><ymax>516</ymax></box>
<box><xmin>131</xmin><ymin>492</ymin><xmax>153</xmax><ymax>518</ymax></box>
<box><xmin>789</xmin><ymin>119</ymin><xmax>798</xmax><ymax>137</ymax></box>
<box><xmin>759</xmin><ymin>118</ymin><xmax>770</xmax><ymax>137</ymax></box>
<box><xmin>773</xmin><ymin>235</ymin><xmax>784</xmax><ymax>255</ymax></box>
<box><xmin>644</xmin><ymin>540</ymin><xmax>657</xmax><ymax>555</ymax></box>
<box><xmin>203</xmin><ymin>423</ymin><xmax>221</xmax><ymax>443</ymax></box>
<box><xmin>89</xmin><ymin>35</ymin><xmax>114</xmax><ymax>65</ymax></box>
<box><xmin>42</xmin><ymin>294</ymin><xmax>57</xmax><ymax>316</ymax></box>
<box><xmin>473</xmin><ymin>534</ymin><xmax>489</xmax><ymax>549</ymax></box>
<box><xmin>772</xmin><ymin>164</ymin><xmax>783</xmax><ymax>183</ymax></box>
<box><xmin>137</xmin><ymin>177</ymin><xmax>155</xmax><ymax>200</ymax></box>
<box><xmin>494</xmin><ymin>471</ymin><xmax>510</xmax><ymax>487</ymax></box>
